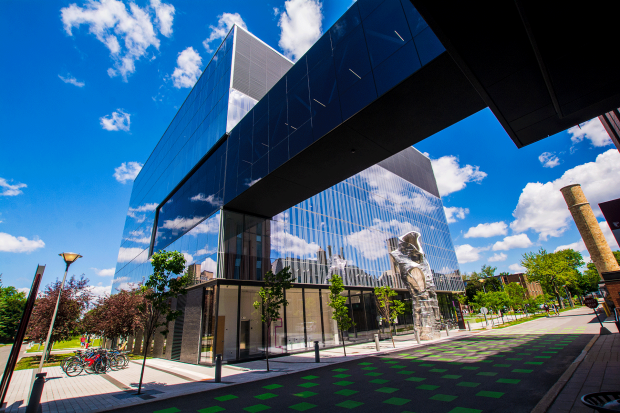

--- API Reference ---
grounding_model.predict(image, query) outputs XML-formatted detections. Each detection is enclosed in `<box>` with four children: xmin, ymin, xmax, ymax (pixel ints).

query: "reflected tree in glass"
<box><xmin>374</xmin><ymin>286</ymin><xmax>405</xmax><ymax>348</ymax></box>
<box><xmin>253</xmin><ymin>267</ymin><xmax>293</xmax><ymax>371</ymax></box>
<box><xmin>327</xmin><ymin>274</ymin><xmax>354</xmax><ymax>356</ymax></box>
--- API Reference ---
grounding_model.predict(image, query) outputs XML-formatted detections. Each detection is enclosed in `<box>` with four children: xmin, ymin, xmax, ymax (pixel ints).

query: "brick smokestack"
<box><xmin>560</xmin><ymin>184</ymin><xmax>620</xmax><ymax>277</ymax></box>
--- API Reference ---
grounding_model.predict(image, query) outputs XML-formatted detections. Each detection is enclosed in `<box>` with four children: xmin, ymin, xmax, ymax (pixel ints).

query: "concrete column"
<box><xmin>560</xmin><ymin>184</ymin><xmax>620</xmax><ymax>277</ymax></box>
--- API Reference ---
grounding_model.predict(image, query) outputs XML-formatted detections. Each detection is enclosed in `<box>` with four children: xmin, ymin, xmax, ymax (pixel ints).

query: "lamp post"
<box><xmin>479</xmin><ymin>279</ymin><xmax>487</xmax><ymax>293</ymax></box>
<box><xmin>37</xmin><ymin>253</ymin><xmax>82</xmax><ymax>371</ymax></box>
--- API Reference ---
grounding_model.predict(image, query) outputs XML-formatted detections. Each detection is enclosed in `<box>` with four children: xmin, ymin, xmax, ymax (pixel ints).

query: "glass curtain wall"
<box><xmin>199</xmin><ymin>286</ymin><xmax>216</xmax><ymax>364</ymax></box>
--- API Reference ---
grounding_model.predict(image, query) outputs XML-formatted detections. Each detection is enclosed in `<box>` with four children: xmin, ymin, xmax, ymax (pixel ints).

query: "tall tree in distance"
<box><xmin>26</xmin><ymin>275</ymin><xmax>92</xmax><ymax>352</ymax></box>
<box><xmin>521</xmin><ymin>248</ymin><xmax>582</xmax><ymax>308</ymax></box>
<box><xmin>0</xmin><ymin>285</ymin><xmax>27</xmax><ymax>343</ymax></box>
<box><xmin>253</xmin><ymin>267</ymin><xmax>293</xmax><ymax>372</ymax></box>
<box><xmin>327</xmin><ymin>274</ymin><xmax>354</xmax><ymax>356</ymax></box>
<box><xmin>137</xmin><ymin>251</ymin><xmax>190</xmax><ymax>395</ymax></box>
<box><xmin>374</xmin><ymin>286</ymin><xmax>406</xmax><ymax>348</ymax></box>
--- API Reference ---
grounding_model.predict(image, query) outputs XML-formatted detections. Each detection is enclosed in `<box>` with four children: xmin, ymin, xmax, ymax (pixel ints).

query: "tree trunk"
<box><xmin>552</xmin><ymin>283</ymin><xmax>564</xmax><ymax>309</ymax></box>
<box><xmin>137</xmin><ymin>330</ymin><xmax>152</xmax><ymax>395</ymax></box>
<box><xmin>266</xmin><ymin>321</ymin><xmax>270</xmax><ymax>372</ymax></box>
<box><xmin>340</xmin><ymin>330</ymin><xmax>346</xmax><ymax>356</ymax></box>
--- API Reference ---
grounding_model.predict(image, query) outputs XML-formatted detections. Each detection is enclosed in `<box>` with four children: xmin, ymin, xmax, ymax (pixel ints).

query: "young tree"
<box><xmin>137</xmin><ymin>251</ymin><xmax>190</xmax><ymax>395</ymax></box>
<box><xmin>253</xmin><ymin>267</ymin><xmax>293</xmax><ymax>372</ymax></box>
<box><xmin>26</xmin><ymin>275</ymin><xmax>92</xmax><ymax>353</ymax></box>
<box><xmin>374</xmin><ymin>286</ymin><xmax>406</xmax><ymax>348</ymax></box>
<box><xmin>0</xmin><ymin>286</ymin><xmax>27</xmax><ymax>343</ymax></box>
<box><xmin>327</xmin><ymin>274</ymin><xmax>354</xmax><ymax>356</ymax></box>
<box><xmin>505</xmin><ymin>282</ymin><xmax>526</xmax><ymax>315</ymax></box>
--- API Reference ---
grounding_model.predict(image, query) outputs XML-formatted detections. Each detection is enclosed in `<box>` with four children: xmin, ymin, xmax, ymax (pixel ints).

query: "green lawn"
<box><xmin>27</xmin><ymin>336</ymin><xmax>101</xmax><ymax>353</ymax></box>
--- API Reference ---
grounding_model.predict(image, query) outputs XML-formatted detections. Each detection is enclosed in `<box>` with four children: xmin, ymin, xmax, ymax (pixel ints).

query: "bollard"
<box><xmin>415</xmin><ymin>329</ymin><xmax>421</xmax><ymax>344</ymax></box>
<box><xmin>374</xmin><ymin>334</ymin><xmax>380</xmax><ymax>351</ymax></box>
<box><xmin>467</xmin><ymin>321</ymin><xmax>471</xmax><ymax>331</ymax></box>
<box><xmin>445</xmin><ymin>324</ymin><xmax>449</xmax><ymax>336</ymax></box>
<box><xmin>214</xmin><ymin>354</ymin><xmax>222</xmax><ymax>383</ymax></box>
<box><xmin>314</xmin><ymin>341</ymin><xmax>320</xmax><ymax>362</ymax></box>
<box><xmin>26</xmin><ymin>372</ymin><xmax>47</xmax><ymax>413</ymax></box>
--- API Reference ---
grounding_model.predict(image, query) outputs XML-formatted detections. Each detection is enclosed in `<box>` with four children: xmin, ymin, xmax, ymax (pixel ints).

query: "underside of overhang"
<box><xmin>412</xmin><ymin>0</ymin><xmax>620</xmax><ymax>148</ymax></box>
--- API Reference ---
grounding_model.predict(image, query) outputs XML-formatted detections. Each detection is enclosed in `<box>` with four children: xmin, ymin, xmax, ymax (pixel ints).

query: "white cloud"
<box><xmin>88</xmin><ymin>283</ymin><xmax>112</xmax><ymax>297</ymax></box>
<box><xmin>171</xmin><ymin>47</ymin><xmax>202</xmax><ymax>88</ymax></box>
<box><xmin>61</xmin><ymin>0</ymin><xmax>175</xmax><ymax>80</ymax></box>
<box><xmin>201</xmin><ymin>257</ymin><xmax>217</xmax><ymax>273</ymax></box>
<box><xmin>554</xmin><ymin>239</ymin><xmax>586</xmax><ymax>253</ymax></box>
<box><xmin>0</xmin><ymin>178</ymin><xmax>27</xmax><ymax>196</ymax></box>
<box><xmin>125</xmin><ymin>229</ymin><xmax>151</xmax><ymax>244</ymax></box>
<box><xmin>114</xmin><ymin>161</ymin><xmax>142</xmax><ymax>184</ymax></box>
<box><xmin>359</xmin><ymin>166</ymin><xmax>437</xmax><ymax>213</ymax></box>
<box><xmin>17</xmin><ymin>287</ymin><xmax>30</xmax><ymax>296</ymax></box>
<box><xmin>492</xmin><ymin>234</ymin><xmax>532</xmax><ymax>251</ymax></box>
<box><xmin>488</xmin><ymin>252</ymin><xmax>507</xmax><ymax>262</ymax></box>
<box><xmin>454</xmin><ymin>244</ymin><xmax>488</xmax><ymax>264</ymax></box>
<box><xmin>277</xmin><ymin>0</ymin><xmax>323</xmax><ymax>62</ymax></box>
<box><xmin>150</xmin><ymin>0</ymin><xmax>174</xmax><ymax>37</ymax></box>
<box><xmin>127</xmin><ymin>202</ymin><xmax>158</xmax><ymax>223</ymax></box>
<box><xmin>599</xmin><ymin>220</ymin><xmax>619</xmax><ymax>250</ymax></box>
<box><xmin>190</xmin><ymin>193</ymin><xmax>223</xmax><ymax>207</ymax></box>
<box><xmin>538</xmin><ymin>152</ymin><xmax>560</xmax><ymax>168</ymax></box>
<box><xmin>271</xmin><ymin>221</ymin><xmax>320</xmax><ymax>257</ymax></box>
<box><xmin>346</xmin><ymin>219</ymin><xmax>418</xmax><ymax>260</ymax></box>
<box><xmin>101</xmin><ymin>109</ymin><xmax>130</xmax><ymax>131</ymax></box>
<box><xmin>163</xmin><ymin>216</ymin><xmax>204</xmax><ymax>231</ymax></box>
<box><xmin>444</xmin><ymin>206</ymin><xmax>469</xmax><ymax>224</ymax></box>
<box><xmin>117</xmin><ymin>247</ymin><xmax>148</xmax><ymax>263</ymax></box>
<box><xmin>430</xmin><ymin>155</ymin><xmax>487</xmax><ymax>197</ymax></box>
<box><xmin>508</xmin><ymin>263</ymin><xmax>526</xmax><ymax>273</ymax></box>
<box><xmin>568</xmin><ymin>118</ymin><xmax>612</xmax><ymax>148</ymax></box>
<box><xmin>58</xmin><ymin>74</ymin><xmax>85</xmax><ymax>87</ymax></box>
<box><xmin>464</xmin><ymin>221</ymin><xmax>507</xmax><ymax>238</ymax></box>
<box><xmin>202</xmin><ymin>12</ymin><xmax>246</xmax><ymax>52</ymax></box>
<box><xmin>0</xmin><ymin>232</ymin><xmax>45</xmax><ymax>253</ymax></box>
<box><xmin>92</xmin><ymin>267</ymin><xmax>115</xmax><ymax>276</ymax></box>
<box><xmin>510</xmin><ymin>149</ymin><xmax>620</xmax><ymax>240</ymax></box>
<box><xmin>182</xmin><ymin>252</ymin><xmax>194</xmax><ymax>265</ymax></box>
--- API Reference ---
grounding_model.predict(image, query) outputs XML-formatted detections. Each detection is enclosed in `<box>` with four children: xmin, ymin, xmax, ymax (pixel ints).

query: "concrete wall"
<box><xmin>180</xmin><ymin>287</ymin><xmax>204</xmax><ymax>364</ymax></box>
<box><xmin>164</xmin><ymin>297</ymin><xmax>177</xmax><ymax>360</ymax></box>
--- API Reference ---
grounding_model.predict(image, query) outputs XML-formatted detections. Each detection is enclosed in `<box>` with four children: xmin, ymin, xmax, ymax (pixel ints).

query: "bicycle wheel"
<box><xmin>64</xmin><ymin>360</ymin><xmax>83</xmax><ymax>377</ymax></box>
<box><xmin>109</xmin><ymin>355</ymin><xmax>121</xmax><ymax>371</ymax></box>
<box><xmin>61</xmin><ymin>356</ymin><xmax>77</xmax><ymax>372</ymax></box>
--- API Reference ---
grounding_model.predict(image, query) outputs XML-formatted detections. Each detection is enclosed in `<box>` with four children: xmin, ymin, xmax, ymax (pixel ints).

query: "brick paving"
<box><xmin>548</xmin><ymin>333</ymin><xmax>620</xmax><ymax>413</ymax></box>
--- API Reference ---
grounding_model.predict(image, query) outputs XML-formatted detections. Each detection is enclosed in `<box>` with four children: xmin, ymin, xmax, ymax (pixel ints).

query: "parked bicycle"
<box><xmin>63</xmin><ymin>348</ymin><xmax>130</xmax><ymax>376</ymax></box>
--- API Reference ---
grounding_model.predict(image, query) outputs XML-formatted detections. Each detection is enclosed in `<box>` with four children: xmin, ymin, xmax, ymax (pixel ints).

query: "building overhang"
<box><xmin>412</xmin><ymin>0</ymin><xmax>620</xmax><ymax>147</ymax></box>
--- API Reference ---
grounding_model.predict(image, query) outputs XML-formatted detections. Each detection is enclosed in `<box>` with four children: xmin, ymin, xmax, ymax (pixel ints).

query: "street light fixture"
<box><xmin>479</xmin><ymin>279</ymin><xmax>487</xmax><ymax>293</ymax></box>
<box><xmin>37</xmin><ymin>253</ymin><xmax>82</xmax><ymax>371</ymax></box>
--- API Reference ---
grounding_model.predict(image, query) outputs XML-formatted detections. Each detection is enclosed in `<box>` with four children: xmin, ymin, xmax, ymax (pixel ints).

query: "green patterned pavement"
<box><xmin>113</xmin><ymin>329</ymin><xmax>592</xmax><ymax>413</ymax></box>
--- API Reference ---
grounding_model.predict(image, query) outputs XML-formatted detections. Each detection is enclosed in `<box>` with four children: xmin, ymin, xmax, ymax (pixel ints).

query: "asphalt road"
<box><xmin>102</xmin><ymin>317</ymin><xmax>593</xmax><ymax>413</ymax></box>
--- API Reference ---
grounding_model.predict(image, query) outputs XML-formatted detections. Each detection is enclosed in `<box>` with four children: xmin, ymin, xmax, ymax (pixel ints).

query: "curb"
<box><xmin>529</xmin><ymin>334</ymin><xmax>599</xmax><ymax>413</ymax></box>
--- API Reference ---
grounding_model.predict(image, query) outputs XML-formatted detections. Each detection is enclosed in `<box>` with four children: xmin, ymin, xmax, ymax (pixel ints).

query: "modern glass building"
<box><xmin>114</xmin><ymin>0</ymin><xmax>463</xmax><ymax>365</ymax></box>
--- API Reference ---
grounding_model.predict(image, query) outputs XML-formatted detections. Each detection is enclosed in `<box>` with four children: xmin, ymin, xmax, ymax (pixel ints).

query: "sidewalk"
<box><xmin>547</xmin><ymin>333</ymin><xmax>620</xmax><ymax>413</ymax></box>
<box><xmin>1</xmin><ymin>329</ymin><xmax>474</xmax><ymax>413</ymax></box>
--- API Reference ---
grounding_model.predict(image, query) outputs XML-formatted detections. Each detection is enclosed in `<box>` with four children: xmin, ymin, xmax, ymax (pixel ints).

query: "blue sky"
<box><xmin>1</xmin><ymin>0</ymin><xmax>619</xmax><ymax>295</ymax></box>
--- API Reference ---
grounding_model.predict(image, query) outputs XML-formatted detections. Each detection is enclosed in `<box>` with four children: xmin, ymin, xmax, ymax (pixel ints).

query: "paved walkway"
<box><xmin>547</xmin><ymin>333</ymin><xmax>620</xmax><ymax>413</ymax></box>
<box><xmin>1</xmin><ymin>307</ymin><xmax>613</xmax><ymax>413</ymax></box>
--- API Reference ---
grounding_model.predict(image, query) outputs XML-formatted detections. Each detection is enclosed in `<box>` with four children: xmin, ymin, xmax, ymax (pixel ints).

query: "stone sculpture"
<box><xmin>389</xmin><ymin>231</ymin><xmax>440</xmax><ymax>340</ymax></box>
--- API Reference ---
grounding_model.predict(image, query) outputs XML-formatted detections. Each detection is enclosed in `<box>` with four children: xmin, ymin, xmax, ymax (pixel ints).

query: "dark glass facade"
<box><xmin>114</xmin><ymin>0</ymin><xmax>461</xmax><ymax>365</ymax></box>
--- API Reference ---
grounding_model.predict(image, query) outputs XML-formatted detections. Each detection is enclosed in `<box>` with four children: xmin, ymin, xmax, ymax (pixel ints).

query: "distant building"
<box><xmin>499</xmin><ymin>273</ymin><xmax>543</xmax><ymax>298</ymax></box>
